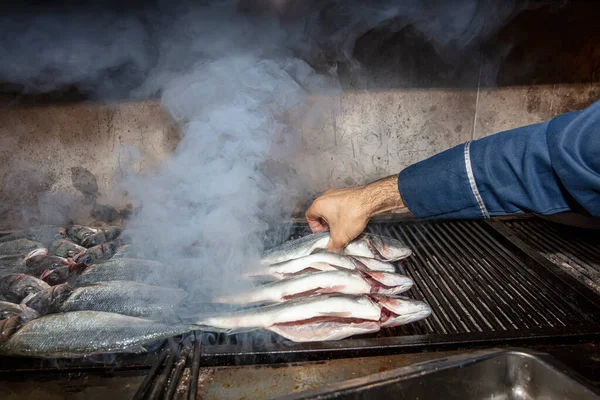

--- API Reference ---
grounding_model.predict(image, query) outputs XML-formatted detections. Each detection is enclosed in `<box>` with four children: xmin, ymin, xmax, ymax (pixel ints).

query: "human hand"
<box><xmin>305</xmin><ymin>175</ymin><xmax>405</xmax><ymax>251</ymax></box>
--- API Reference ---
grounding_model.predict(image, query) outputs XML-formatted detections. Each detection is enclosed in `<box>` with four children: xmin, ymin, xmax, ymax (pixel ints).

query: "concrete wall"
<box><xmin>1</xmin><ymin>4</ymin><xmax>599</xmax><ymax>229</ymax></box>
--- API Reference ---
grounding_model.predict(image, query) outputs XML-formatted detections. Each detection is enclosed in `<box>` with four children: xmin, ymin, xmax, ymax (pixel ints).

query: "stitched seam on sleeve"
<box><xmin>464</xmin><ymin>141</ymin><xmax>490</xmax><ymax>219</ymax></box>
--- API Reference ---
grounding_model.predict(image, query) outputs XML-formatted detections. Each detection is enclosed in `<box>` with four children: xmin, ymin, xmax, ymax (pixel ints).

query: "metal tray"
<box><xmin>275</xmin><ymin>348</ymin><xmax>600</xmax><ymax>400</ymax></box>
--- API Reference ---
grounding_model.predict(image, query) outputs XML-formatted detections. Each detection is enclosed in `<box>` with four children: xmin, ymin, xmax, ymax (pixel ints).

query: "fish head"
<box><xmin>22</xmin><ymin>283</ymin><xmax>72</xmax><ymax>315</ymax></box>
<box><xmin>25</xmin><ymin>254</ymin><xmax>71</xmax><ymax>277</ymax></box>
<box><xmin>67</xmin><ymin>225</ymin><xmax>98</xmax><ymax>243</ymax></box>
<box><xmin>376</xmin><ymin>296</ymin><xmax>432</xmax><ymax>327</ymax></box>
<box><xmin>50</xmin><ymin>239</ymin><xmax>85</xmax><ymax>258</ymax></box>
<box><xmin>367</xmin><ymin>234</ymin><xmax>412</xmax><ymax>262</ymax></box>
<box><xmin>12</xmin><ymin>275</ymin><xmax>50</xmax><ymax>302</ymax></box>
<box><xmin>104</xmin><ymin>226</ymin><xmax>122</xmax><ymax>241</ymax></box>
<box><xmin>81</xmin><ymin>232</ymin><xmax>107</xmax><ymax>248</ymax></box>
<box><xmin>40</xmin><ymin>263</ymin><xmax>87</xmax><ymax>286</ymax></box>
<box><xmin>0</xmin><ymin>315</ymin><xmax>22</xmax><ymax>343</ymax></box>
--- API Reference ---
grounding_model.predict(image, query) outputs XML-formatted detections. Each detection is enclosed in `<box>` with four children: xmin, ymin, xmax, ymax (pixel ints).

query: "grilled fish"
<box><xmin>0</xmin><ymin>226</ymin><xmax>65</xmax><ymax>246</ymax></box>
<box><xmin>269</xmin><ymin>319</ymin><xmax>380</xmax><ymax>342</ymax></box>
<box><xmin>0</xmin><ymin>300</ymin><xmax>38</xmax><ymax>321</ymax></box>
<box><xmin>260</xmin><ymin>232</ymin><xmax>411</xmax><ymax>265</ymax></box>
<box><xmin>197</xmin><ymin>294</ymin><xmax>381</xmax><ymax>331</ymax></box>
<box><xmin>0</xmin><ymin>311</ymin><xmax>193</xmax><ymax>357</ymax></box>
<box><xmin>248</xmin><ymin>252</ymin><xmax>395</xmax><ymax>279</ymax></box>
<box><xmin>374</xmin><ymin>295</ymin><xmax>432</xmax><ymax>328</ymax></box>
<box><xmin>49</xmin><ymin>240</ymin><xmax>86</xmax><ymax>259</ymax></box>
<box><xmin>73</xmin><ymin>241</ymin><xmax>119</xmax><ymax>265</ymax></box>
<box><xmin>59</xmin><ymin>281</ymin><xmax>188</xmax><ymax>319</ymax></box>
<box><xmin>74</xmin><ymin>258</ymin><xmax>182</xmax><ymax>288</ymax></box>
<box><xmin>21</xmin><ymin>283</ymin><xmax>73</xmax><ymax>315</ymax></box>
<box><xmin>217</xmin><ymin>270</ymin><xmax>412</xmax><ymax>305</ymax></box>
<box><xmin>0</xmin><ymin>274</ymin><xmax>50</xmax><ymax>303</ymax></box>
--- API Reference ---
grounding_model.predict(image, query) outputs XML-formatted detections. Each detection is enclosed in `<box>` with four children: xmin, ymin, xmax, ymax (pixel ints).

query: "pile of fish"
<box><xmin>197</xmin><ymin>231</ymin><xmax>431</xmax><ymax>342</ymax></box>
<box><xmin>0</xmin><ymin>225</ymin><xmax>431</xmax><ymax>357</ymax></box>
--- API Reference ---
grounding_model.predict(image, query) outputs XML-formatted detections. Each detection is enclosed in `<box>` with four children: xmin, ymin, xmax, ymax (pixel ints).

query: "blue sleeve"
<box><xmin>398</xmin><ymin>100</ymin><xmax>600</xmax><ymax>219</ymax></box>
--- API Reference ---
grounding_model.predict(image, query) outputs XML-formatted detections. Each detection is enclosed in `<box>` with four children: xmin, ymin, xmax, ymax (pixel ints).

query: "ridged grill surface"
<box><xmin>208</xmin><ymin>220</ymin><xmax>599</xmax><ymax>348</ymax></box>
<box><xmin>502</xmin><ymin>218</ymin><xmax>600</xmax><ymax>295</ymax></box>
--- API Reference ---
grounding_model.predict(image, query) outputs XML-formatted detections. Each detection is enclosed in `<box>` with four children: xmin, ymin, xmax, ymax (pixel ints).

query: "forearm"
<box><xmin>398</xmin><ymin>100</ymin><xmax>600</xmax><ymax>219</ymax></box>
<box><xmin>357</xmin><ymin>175</ymin><xmax>405</xmax><ymax>217</ymax></box>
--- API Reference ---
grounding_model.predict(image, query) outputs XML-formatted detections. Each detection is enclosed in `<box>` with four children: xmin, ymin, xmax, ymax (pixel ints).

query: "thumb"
<box><xmin>326</xmin><ymin>229</ymin><xmax>348</xmax><ymax>253</ymax></box>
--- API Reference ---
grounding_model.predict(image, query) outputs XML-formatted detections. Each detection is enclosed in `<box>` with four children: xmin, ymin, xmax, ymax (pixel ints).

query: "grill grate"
<box><xmin>501</xmin><ymin>218</ymin><xmax>600</xmax><ymax>295</ymax></box>
<box><xmin>1</xmin><ymin>219</ymin><xmax>599</xmax><ymax>373</ymax></box>
<box><xmin>191</xmin><ymin>220</ymin><xmax>600</xmax><ymax>365</ymax></box>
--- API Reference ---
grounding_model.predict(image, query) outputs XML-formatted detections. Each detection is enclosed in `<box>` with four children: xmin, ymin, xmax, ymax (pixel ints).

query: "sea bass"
<box><xmin>374</xmin><ymin>295</ymin><xmax>432</xmax><ymax>328</ymax></box>
<box><xmin>197</xmin><ymin>294</ymin><xmax>381</xmax><ymax>331</ymax></box>
<box><xmin>58</xmin><ymin>281</ymin><xmax>188</xmax><ymax>319</ymax></box>
<box><xmin>0</xmin><ymin>300</ymin><xmax>38</xmax><ymax>322</ymax></box>
<box><xmin>49</xmin><ymin>240</ymin><xmax>86</xmax><ymax>259</ymax></box>
<box><xmin>73</xmin><ymin>241</ymin><xmax>120</xmax><ymax>265</ymax></box>
<box><xmin>21</xmin><ymin>283</ymin><xmax>73</xmax><ymax>315</ymax></box>
<box><xmin>0</xmin><ymin>274</ymin><xmax>50</xmax><ymax>303</ymax></box>
<box><xmin>260</xmin><ymin>232</ymin><xmax>411</xmax><ymax>265</ymax></box>
<box><xmin>0</xmin><ymin>311</ymin><xmax>193</xmax><ymax>357</ymax></box>
<box><xmin>74</xmin><ymin>258</ymin><xmax>182</xmax><ymax>288</ymax></box>
<box><xmin>0</xmin><ymin>226</ymin><xmax>66</xmax><ymax>246</ymax></box>
<box><xmin>269</xmin><ymin>319</ymin><xmax>380</xmax><ymax>342</ymax></box>
<box><xmin>216</xmin><ymin>270</ymin><xmax>413</xmax><ymax>305</ymax></box>
<box><xmin>247</xmin><ymin>252</ymin><xmax>396</xmax><ymax>279</ymax></box>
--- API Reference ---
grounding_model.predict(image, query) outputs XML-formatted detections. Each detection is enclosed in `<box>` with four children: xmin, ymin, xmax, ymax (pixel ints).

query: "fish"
<box><xmin>352</xmin><ymin>256</ymin><xmax>405</xmax><ymax>275</ymax></box>
<box><xmin>268</xmin><ymin>319</ymin><xmax>381</xmax><ymax>342</ymax></box>
<box><xmin>197</xmin><ymin>294</ymin><xmax>382</xmax><ymax>332</ymax></box>
<box><xmin>39</xmin><ymin>263</ymin><xmax>88</xmax><ymax>286</ymax></box>
<box><xmin>0</xmin><ymin>311</ymin><xmax>193</xmax><ymax>357</ymax></box>
<box><xmin>58</xmin><ymin>281</ymin><xmax>189</xmax><ymax>319</ymax></box>
<box><xmin>112</xmin><ymin>245</ymin><xmax>152</xmax><ymax>260</ymax></box>
<box><xmin>216</xmin><ymin>270</ymin><xmax>413</xmax><ymax>305</ymax></box>
<box><xmin>21</xmin><ymin>283</ymin><xmax>73</xmax><ymax>315</ymax></box>
<box><xmin>73</xmin><ymin>241</ymin><xmax>119</xmax><ymax>265</ymax></box>
<box><xmin>81</xmin><ymin>231</ymin><xmax>107</xmax><ymax>248</ymax></box>
<box><xmin>73</xmin><ymin>258</ymin><xmax>183</xmax><ymax>288</ymax></box>
<box><xmin>247</xmin><ymin>252</ymin><xmax>396</xmax><ymax>280</ymax></box>
<box><xmin>104</xmin><ymin>226</ymin><xmax>122</xmax><ymax>241</ymax></box>
<box><xmin>0</xmin><ymin>226</ymin><xmax>66</xmax><ymax>246</ymax></box>
<box><xmin>260</xmin><ymin>232</ymin><xmax>411</xmax><ymax>265</ymax></box>
<box><xmin>360</xmin><ymin>271</ymin><xmax>414</xmax><ymax>295</ymax></box>
<box><xmin>0</xmin><ymin>301</ymin><xmax>39</xmax><ymax>322</ymax></box>
<box><xmin>215</xmin><ymin>270</ymin><xmax>372</xmax><ymax>304</ymax></box>
<box><xmin>0</xmin><ymin>239</ymin><xmax>44</xmax><ymax>256</ymax></box>
<box><xmin>67</xmin><ymin>225</ymin><xmax>98</xmax><ymax>244</ymax></box>
<box><xmin>49</xmin><ymin>240</ymin><xmax>86</xmax><ymax>259</ymax></box>
<box><xmin>0</xmin><ymin>274</ymin><xmax>51</xmax><ymax>303</ymax></box>
<box><xmin>373</xmin><ymin>295</ymin><xmax>432</xmax><ymax>328</ymax></box>
<box><xmin>0</xmin><ymin>316</ymin><xmax>22</xmax><ymax>344</ymax></box>
<box><xmin>24</xmin><ymin>249</ymin><xmax>72</xmax><ymax>277</ymax></box>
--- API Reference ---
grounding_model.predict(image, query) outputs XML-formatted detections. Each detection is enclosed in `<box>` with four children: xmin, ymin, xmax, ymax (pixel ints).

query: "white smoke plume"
<box><xmin>0</xmin><ymin>0</ymin><xmax>522</xmax><ymax>301</ymax></box>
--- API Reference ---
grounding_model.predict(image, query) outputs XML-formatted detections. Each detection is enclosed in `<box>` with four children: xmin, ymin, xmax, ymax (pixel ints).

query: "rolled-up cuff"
<box><xmin>398</xmin><ymin>143</ymin><xmax>485</xmax><ymax>219</ymax></box>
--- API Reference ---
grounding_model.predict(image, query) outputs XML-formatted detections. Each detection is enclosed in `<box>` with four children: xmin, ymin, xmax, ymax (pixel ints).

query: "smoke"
<box><xmin>0</xmin><ymin>0</ymin><xmax>523</xmax><ymax>306</ymax></box>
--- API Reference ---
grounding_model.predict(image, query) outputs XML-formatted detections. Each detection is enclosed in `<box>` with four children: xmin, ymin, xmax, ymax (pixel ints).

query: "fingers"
<box><xmin>305</xmin><ymin>201</ymin><xmax>329</xmax><ymax>233</ymax></box>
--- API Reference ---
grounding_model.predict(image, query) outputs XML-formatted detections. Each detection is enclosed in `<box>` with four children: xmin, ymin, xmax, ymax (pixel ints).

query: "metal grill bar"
<box><xmin>502</xmin><ymin>219</ymin><xmax>600</xmax><ymax>296</ymax></box>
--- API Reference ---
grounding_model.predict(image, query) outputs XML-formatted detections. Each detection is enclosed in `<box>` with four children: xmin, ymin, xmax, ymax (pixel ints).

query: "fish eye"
<box><xmin>1</xmin><ymin>311</ymin><xmax>11</xmax><ymax>319</ymax></box>
<box><xmin>51</xmin><ymin>263</ymin><xmax>58</xmax><ymax>269</ymax></box>
<box><xmin>22</xmin><ymin>286</ymin><xmax>36</xmax><ymax>296</ymax></box>
<box><xmin>66</xmin><ymin>251</ymin><xmax>74</xmax><ymax>257</ymax></box>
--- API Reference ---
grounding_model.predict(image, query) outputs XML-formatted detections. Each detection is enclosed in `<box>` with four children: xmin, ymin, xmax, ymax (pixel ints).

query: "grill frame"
<box><xmin>0</xmin><ymin>217</ymin><xmax>599</xmax><ymax>372</ymax></box>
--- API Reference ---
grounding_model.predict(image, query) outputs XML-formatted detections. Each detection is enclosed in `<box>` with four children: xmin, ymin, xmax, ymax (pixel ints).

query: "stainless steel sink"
<box><xmin>275</xmin><ymin>348</ymin><xmax>600</xmax><ymax>400</ymax></box>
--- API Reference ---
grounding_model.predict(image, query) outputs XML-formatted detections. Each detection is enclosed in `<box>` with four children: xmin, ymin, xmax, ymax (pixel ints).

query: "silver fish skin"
<box><xmin>215</xmin><ymin>270</ymin><xmax>372</xmax><ymax>304</ymax></box>
<box><xmin>197</xmin><ymin>294</ymin><xmax>381</xmax><ymax>331</ymax></box>
<box><xmin>73</xmin><ymin>241</ymin><xmax>119</xmax><ymax>265</ymax></box>
<box><xmin>0</xmin><ymin>274</ymin><xmax>51</xmax><ymax>303</ymax></box>
<box><xmin>249</xmin><ymin>252</ymin><xmax>395</xmax><ymax>280</ymax></box>
<box><xmin>0</xmin><ymin>226</ymin><xmax>65</xmax><ymax>246</ymax></box>
<box><xmin>260</xmin><ymin>232</ymin><xmax>329</xmax><ymax>266</ymax></box>
<box><xmin>269</xmin><ymin>320</ymin><xmax>380</xmax><ymax>342</ymax></box>
<box><xmin>49</xmin><ymin>240</ymin><xmax>86</xmax><ymax>259</ymax></box>
<box><xmin>75</xmin><ymin>258</ymin><xmax>182</xmax><ymax>288</ymax></box>
<box><xmin>59</xmin><ymin>281</ymin><xmax>188</xmax><ymax>319</ymax></box>
<box><xmin>361</xmin><ymin>271</ymin><xmax>414</xmax><ymax>295</ymax></box>
<box><xmin>373</xmin><ymin>295</ymin><xmax>432</xmax><ymax>328</ymax></box>
<box><xmin>0</xmin><ymin>301</ymin><xmax>39</xmax><ymax>322</ymax></box>
<box><xmin>351</xmin><ymin>256</ymin><xmax>401</xmax><ymax>274</ymax></box>
<box><xmin>0</xmin><ymin>239</ymin><xmax>44</xmax><ymax>256</ymax></box>
<box><xmin>260</xmin><ymin>232</ymin><xmax>411</xmax><ymax>265</ymax></box>
<box><xmin>0</xmin><ymin>311</ymin><xmax>193</xmax><ymax>357</ymax></box>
